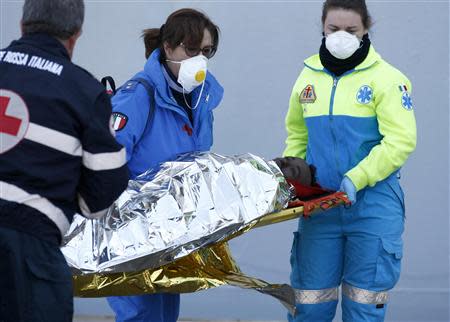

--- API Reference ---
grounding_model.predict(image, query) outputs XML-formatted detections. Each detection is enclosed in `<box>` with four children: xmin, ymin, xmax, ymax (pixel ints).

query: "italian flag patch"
<box><xmin>112</xmin><ymin>112</ymin><xmax>128</xmax><ymax>131</ymax></box>
<box><xmin>398</xmin><ymin>84</ymin><xmax>408</xmax><ymax>92</ymax></box>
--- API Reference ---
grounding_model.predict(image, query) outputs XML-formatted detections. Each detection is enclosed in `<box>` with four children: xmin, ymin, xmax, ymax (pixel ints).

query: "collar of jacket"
<box><xmin>11</xmin><ymin>33</ymin><xmax>70</xmax><ymax>60</ymax></box>
<box><xmin>143</xmin><ymin>49</ymin><xmax>224</xmax><ymax>110</ymax></box>
<box><xmin>303</xmin><ymin>45</ymin><xmax>381</xmax><ymax>75</ymax></box>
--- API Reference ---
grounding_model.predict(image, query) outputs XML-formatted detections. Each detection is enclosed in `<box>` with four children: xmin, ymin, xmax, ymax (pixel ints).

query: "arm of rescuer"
<box><xmin>110</xmin><ymin>83</ymin><xmax>150</xmax><ymax>162</ymax></box>
<box><xmin>283</xmin><ymin>76</ymin><xmax>309</xmax><ymax>159</ymax></box>
<box><xmin>77</xmin><ymin>92</ymin><xmax>129</xmax><ymax>219</ymax></box>
<box><xmin>345</xmin><ymin>78</ymin><xmax>417</xmax><ymax>191</ymax></box>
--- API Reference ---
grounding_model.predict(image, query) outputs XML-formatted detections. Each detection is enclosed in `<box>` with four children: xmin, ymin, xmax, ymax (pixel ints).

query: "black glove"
<box><xmin>273</xmin><ymin>157</ymin><xmax>315</xmax><ymax>186</ymax></box>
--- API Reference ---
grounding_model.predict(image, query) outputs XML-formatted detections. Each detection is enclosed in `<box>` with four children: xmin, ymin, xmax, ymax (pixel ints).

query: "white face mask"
<box><xmin>325</xmin><ymin>31</ymin><xmax>361</xmax><ymax>60</ymax></box>
<box><xmin>167</xmin><ymin>55</ymin><xmax>208</xmax><ymax>94</ymax></box>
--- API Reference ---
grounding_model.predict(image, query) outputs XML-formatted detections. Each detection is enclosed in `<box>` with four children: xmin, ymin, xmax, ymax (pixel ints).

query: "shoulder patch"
<box><xmin>121</xmin><ymin>80</ymin><xmax>140</xmax><ymax>93</ymax></box>
<box><xmin>299</xmin><ymin>85</ymin><xmax>316</xmax><ymax>104</ymax></box>
<box><xmin>401</xmin><ymin>92</ymin><xmax>413</xmax><ymax>110</ymax></box>
<box><xmin>112</xmin><ymin>112</ymin><xmax>128</xmax><ymax>131</ymax></box>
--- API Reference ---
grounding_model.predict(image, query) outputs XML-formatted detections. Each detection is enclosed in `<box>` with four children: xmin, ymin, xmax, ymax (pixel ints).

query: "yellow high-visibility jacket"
<box><xmin>284</xmin><ymin>46</ymin><xmax>416</xmax><ymax>191</ymax></box>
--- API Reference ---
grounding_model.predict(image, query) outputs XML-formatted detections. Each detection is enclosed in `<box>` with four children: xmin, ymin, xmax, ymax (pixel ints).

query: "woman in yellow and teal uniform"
<box><xmin>283</xmin><ymin>0</ymin><xmax>416</xmax><ymax>321</ymax></box>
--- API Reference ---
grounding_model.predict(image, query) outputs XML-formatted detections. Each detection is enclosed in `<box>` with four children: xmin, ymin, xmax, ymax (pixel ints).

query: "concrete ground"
<box><xmin>73</xmin><ymin>319</ymin><xmax>284</xmax><ymax>322</ymax></box>
<box><xmin>73</xmin><ymin>318</ymin><xmax>444</xmax><ymax>322</ymax></box>
<box><xmin>74</xmin><ymin>318</ymin><xmax>114</xmax><ymax>322</ymax></box>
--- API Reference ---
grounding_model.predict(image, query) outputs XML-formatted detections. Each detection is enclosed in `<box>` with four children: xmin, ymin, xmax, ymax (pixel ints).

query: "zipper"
<box><xmin>329</xmin><ymin>77</ymin><xmax>341</xmax><ymax>178</ymax></box>
<box><xmin>329</xmin><ymin>77</ymin><xmax>338</xmax><ymax>115</ymax></box>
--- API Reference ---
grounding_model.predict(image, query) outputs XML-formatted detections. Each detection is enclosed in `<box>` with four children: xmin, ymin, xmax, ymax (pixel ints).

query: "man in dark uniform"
<box><xmin>0</xmin><ymin>0</ymin><xmax>129</xmax><ymax>321</ymax></box>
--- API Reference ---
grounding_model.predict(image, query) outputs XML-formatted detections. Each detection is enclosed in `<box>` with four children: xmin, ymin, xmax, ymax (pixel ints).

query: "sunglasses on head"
<box><xmin>179</xmin><ymin>43</ymin><xmax>217</xmax><ymax>59</ymax></box>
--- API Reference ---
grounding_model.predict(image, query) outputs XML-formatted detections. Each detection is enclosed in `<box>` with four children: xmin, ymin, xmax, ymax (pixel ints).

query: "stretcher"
<box><xmin>72</xmin><ymin>191</ymin><xmax>350</xmax><ymax>314</ymax></box>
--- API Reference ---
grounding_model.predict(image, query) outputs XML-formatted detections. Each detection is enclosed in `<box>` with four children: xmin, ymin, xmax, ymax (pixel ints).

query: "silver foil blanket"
<box><xmin>62</xmin><ymin>152</ymin><xmax>291</xmax><ymax>275</ymax></box>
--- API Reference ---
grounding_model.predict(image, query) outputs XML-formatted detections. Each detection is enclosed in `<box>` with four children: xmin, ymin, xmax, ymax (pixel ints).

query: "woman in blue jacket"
<box><xmin>107</xmin><ymin>8</ymin><xmax>223</xmax><ymax>322</ymax></box>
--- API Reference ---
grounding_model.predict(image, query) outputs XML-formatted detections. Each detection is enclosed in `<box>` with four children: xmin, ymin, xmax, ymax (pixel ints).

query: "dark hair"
<box><xmin>142</xmin><ymin>8</ymin><xmax>220</xmax><ymax>59</ymax></box>
<box><xmin>322</xmin><ymin>0</ymin><xmax>372</xmax><ymax>29</ymax></box>
<box><xmin>22</xmin><ymin>0</ymin><xmax>84</xmax><ymax>40</ymax></box>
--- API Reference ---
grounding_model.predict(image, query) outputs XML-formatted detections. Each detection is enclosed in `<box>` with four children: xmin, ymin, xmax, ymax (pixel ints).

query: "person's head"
<box><xmin>142</xmin><ymin>8</ymin><xmax>219</xmax><ymax>77</ymax></box>
<box><xmin>321</xmin><ymin>0</ymin><xmax>372</xmax><ymax>39</ymax></box>
<box><xmin>21</xmin><ymin>0</ymin><xmax>84</xmax><ymax>58</ymax></box>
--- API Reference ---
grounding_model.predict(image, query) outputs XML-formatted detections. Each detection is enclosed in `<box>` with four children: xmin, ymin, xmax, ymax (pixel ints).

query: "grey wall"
<box><xmin>1</xmin><ymin>1</ymin><xmax>449</xmax><ymax>321</ymax></box>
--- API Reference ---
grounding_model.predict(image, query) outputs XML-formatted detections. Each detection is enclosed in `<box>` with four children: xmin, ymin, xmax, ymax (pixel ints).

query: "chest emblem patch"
<box><xmin>356</xmin><ymin>85</ymin><xmax>373</xmax><ymax>105</ymax></box>
<box><xmin>183</xmin><ymin>124</ymin><xmax>193</xmax><ymax>136</ymax></box>
<box><xmin>299</xmin><ymin>85</ymin><xmax>317</xmax><ymax>104</ymax></box>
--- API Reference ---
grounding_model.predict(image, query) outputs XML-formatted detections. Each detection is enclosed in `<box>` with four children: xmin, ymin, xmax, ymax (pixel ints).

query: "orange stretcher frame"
<box><xmin>253</xmin><ymin>191</ymin><xmax>350</xmax><ymax>229</ymax></box>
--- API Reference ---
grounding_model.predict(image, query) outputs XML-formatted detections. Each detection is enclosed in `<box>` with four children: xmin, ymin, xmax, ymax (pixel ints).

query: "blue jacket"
<box><xmin>112</xmin><ymin>49</ymin><xmax>224</xmax><ymax>179</ymax></box>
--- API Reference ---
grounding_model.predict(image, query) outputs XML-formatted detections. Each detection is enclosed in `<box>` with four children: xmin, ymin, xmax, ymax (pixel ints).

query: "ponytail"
<box><xmin>142</xmin><ymin>27</ymin><xmax>162</xmax><ymax>59</ymax></box>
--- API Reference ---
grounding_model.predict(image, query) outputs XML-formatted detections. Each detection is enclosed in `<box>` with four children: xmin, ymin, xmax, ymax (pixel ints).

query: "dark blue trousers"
<box><xmin>0</xmin><ymin>226</ymin><xmax>73</xmax><ymax>322</ymax></box>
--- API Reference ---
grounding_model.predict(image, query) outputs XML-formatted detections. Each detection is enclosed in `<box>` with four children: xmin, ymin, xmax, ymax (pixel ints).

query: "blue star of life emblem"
<box><xmin>356</xmin><ymin>85</ymin><xmax>373</xmax><ymax>104</ymax></box>
<box><xmin>402</xmin><ymin>92</ymin><xmax>413</xmax><ymax>110</ymax></box>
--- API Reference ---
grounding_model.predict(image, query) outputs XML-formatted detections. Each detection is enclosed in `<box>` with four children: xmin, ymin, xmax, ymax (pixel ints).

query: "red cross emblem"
<box><xmin>303</xmin><ymin>86</ymin><xmax>312</xmax><ymax>98</ymax></box>
<box><xmin>0</xmin><ymin>89</ymin><xmax>29</xmax><ymax>154</ymax></box>
<box><xmin>182</xmin><ymin>124</ymin><xmax>193</xmax><ymax>136</ymax></box>
<box><xmin>0</xmin><ymin>96</ymin><xmax>22</xmax><ymax>136</ymax></box>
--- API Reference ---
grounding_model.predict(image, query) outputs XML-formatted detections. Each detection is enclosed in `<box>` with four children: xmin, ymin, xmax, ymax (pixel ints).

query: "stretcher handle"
<box><xmin>288</xmin><ymin>191</ymin><xmax>351</xmax><ymax>217</ymax></box>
